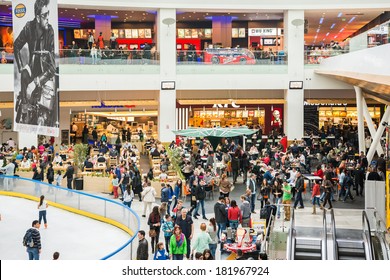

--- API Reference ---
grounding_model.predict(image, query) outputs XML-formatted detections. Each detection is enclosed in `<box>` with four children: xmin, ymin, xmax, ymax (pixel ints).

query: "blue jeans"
<box><xmin>250</xmin><ymin>193</ymin><xmax>256</xmax><ymax>212</ymax></box>
<box><xmin>229</xmin><ymin>220</ymin><xmax>239</xmax><ymax>230</ymax></box>
<box><xmin>209</xmin><ymin>243</ymin><xmax>217</xmax><ymax>259</ymax></box>
<box><xmin>312</xmin><ymin>196</ymin><xmax>321</xmax><ymax>206</ymax></box>
<box><xmin>123</xmin><ymin>200</ymin><xmax>132</xmax><ymax>208</ymax></box>
<box><xmin>293</xmin><ymin>191</ymin><xmax>304</xmax><ymax>208</ymax></box>
<box><xmin>120</xmin><ymin>184</ymin><xmax>126</xmax><ymax>196</ymax></box>
<box><xmin>217</xmin><ymin>222</ymin><xmax>226</xmax><ymax>240</ymax></box>
<box><xmin>194</xmin><ymin>199</ymin><xmax>206</xmax><ymax>217</ymax></box>
<box><xmin>172</xmin><ymin>254</ymin><xmax>184</xmax><ymax>260</ymax></box>
<box><xmin>27</xmin><ymin>247</ymin><xmax>39</xmax><ymax>260</ymax></box>
<box><xmin>38</xmin><ymin>210</ymin><xmax>47</xmax><ymax>225</ymax></box>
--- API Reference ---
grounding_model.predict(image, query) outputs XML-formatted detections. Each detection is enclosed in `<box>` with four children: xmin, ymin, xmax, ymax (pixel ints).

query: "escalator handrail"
<box><xmin>373</xmin><ymin>211</ymin><xmax>390</xmax><ymax>260</ymax></box>
<box><xmin>322</xmin><ymin>208</ymin><xmax>327</xmax><ymax>260</ymax></box>
<box><xmin>362</xmin><ymin>211</ymin><xmax>374</xmax><ymax>260</ymax></box>
<box><xmin>286</xmin><ymin>208</ymin><xmax>296</xmax><ymax>260</ymax></box>
<box><xmin>330</xmin><ymin>208</ymin><xmax>337</xmax><ymax>259</ymax></box>
<box><xmin>264</xmin><ymin>213</ymin><xmax>275</xmax><ymax>256</ymax></box>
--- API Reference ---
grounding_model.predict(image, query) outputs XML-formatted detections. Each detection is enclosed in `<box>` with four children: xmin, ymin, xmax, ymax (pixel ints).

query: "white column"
<box><xmin>284</xmin><ymin>10</ymin><xmax>305</xmax><ymax>141</ymax></box>
<box><xmin>18</xmin><ymin>132</ymin><xmax>37</xmax><ymax>149</ymax></box>
<box><xmin>367</xmin><ymin>106</ymin><xmax>390</xmax><ymax>164</ymax></box>
<box><xmin>157</xmin><ymin>8</ymin><xmax>176</xmax><ymax>143</ymax></box>
<box><xmin>354</xmin><ymin>86</ymin><xmax>366</xmax><ymax>153</ymax></box>
<box><xmin>362</xmin><ymin>99</ymin><xmax>384</xmax><ymax>156</ymax></box>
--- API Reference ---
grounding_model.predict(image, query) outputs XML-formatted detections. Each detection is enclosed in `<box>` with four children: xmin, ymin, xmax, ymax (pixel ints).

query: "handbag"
<box><xmin>149</xmin><ymin>229</ymin><xmax>157</xmax><ymax>237</ymax></box>
<box><xmin>257</xmin><ymin>194</ymin><xmax>263</xmax><ymax>201</ymax></box>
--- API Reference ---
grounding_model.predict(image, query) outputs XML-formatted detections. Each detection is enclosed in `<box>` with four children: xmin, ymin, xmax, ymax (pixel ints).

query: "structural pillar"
<box><xmin>95</xmin><ymin>15</ymin><xmax>112</xmax><ymax>47</ymax></box>
<box><xmin>157</xmin><ymin>8</ymin><xmax>177</xmax><ymax>143</ymax></box>
<box><xmin>284</xmin><ymin>10</ymin><xmax>305</xmax><ymax>141</ymax></box>
<box><xmin>212</xmin><ymin>16</ymin><xmax>232</xmax><ymax>47</ymax></box>
<box><xmin>354</xmin><ymin>86</ymin><xmax>366</xmax><ymax>153</ymax></box>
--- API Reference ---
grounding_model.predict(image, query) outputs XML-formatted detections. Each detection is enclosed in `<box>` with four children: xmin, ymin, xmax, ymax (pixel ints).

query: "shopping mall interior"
<box><xmin>0</xmin><ymin>0</ymin><xmax>390</xmax><ymax>261</ymax></box>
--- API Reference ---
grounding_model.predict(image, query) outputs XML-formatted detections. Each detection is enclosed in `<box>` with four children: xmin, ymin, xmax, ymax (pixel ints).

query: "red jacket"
<box><xmin>228</xmin><ymin>206</ymin><xmax>241</xmax><ymax>221</ymax></box>
<box><xmin>311</xmin><ymin>183</ymin><xmax>321</xmax><ymax>198</ymax></box>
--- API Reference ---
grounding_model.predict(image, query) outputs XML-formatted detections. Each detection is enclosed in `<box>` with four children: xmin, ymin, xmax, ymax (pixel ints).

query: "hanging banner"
<box><xmin>12</xmin><ymin>0</ymin><xmax>59</xmax><ymax>137</ymax></box>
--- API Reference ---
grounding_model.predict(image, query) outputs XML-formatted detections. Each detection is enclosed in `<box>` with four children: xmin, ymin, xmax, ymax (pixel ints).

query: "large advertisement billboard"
<box><xmin>12</xmin><ymin>0</ymin><xmax>59</xmax><ymax>136</ymax></box>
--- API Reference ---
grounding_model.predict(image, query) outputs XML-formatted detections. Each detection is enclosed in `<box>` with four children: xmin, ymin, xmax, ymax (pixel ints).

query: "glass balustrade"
<box><xmin>0</xmin><ymin>175</ymin><xmax>140</xmax><ymax>260</ymax></box>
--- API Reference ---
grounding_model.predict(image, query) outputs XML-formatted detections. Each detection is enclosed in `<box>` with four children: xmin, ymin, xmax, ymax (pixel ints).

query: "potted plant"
<box><xmin>73</xmin><ymin>143</ymin><xmax>89</xmax><ymax>190</ymax></box>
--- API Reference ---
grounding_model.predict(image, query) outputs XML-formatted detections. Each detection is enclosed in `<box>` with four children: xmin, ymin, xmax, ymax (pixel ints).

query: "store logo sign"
<box><xmin>14</xmin><ymin>4</ymin><xmax>26</xmax><ymax>18</ymax></box>
<box><xmin>249</xmin><ymin>28</ymin><xmax>277</xmax><ymax>36</ymax></box>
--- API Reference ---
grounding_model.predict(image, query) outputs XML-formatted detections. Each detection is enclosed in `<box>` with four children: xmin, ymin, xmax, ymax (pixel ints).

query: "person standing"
<box><xmin>281</xmin><ymin>180</ymin><xmax>292</xmax><ymax>221</ymax></box>
<box><xmin>111</xmin><ymin>174</ymin><xmax>119</xmax><ymax>199</ymax></box>
<box><xmin>24</xmin><ymin>220</ymin><xmax>41</xmax><ymax>260</ymax></box>
<box><xmin>97</xmin><ymin>32</ymin><xmax>104</xmax><ymax>49</ymax></box>
<box><xmin>293</xmin><ymin>171</ymin><xmax>305</xmax><ymax>209</ymax></box>
<box><xmin>321</xmin><ymin>173</ymin><xmax>333</xmax><ymax>210</ymax></box>
<box><xmin>193</xmin><ymin>179</ymin><xmax>208</xmax><ymax>220</ymax></box>
<box><xmin>141</xmin><ymin>181</ymin><xmax>156</xmax><ymax>217</ymax></box>
<box><xmin>311</xmin><ymin>180</ymin><xmax>321</xmax><ymax>215</ymax></box>
<box><xmin>246</xmin><ymin>173</ymin><xmax>257</xmax><ymax>214</ymax></box>
<box><xmin>55</xmin><ymin>170</ymin><xmax>62</xmax><ymax>187</ymax></box>
<box><xmin>71</xmin><ymin>122</ymin><xmax>78</xmax><ymax>144</ymax></box>
<box><xmin>191</xmin><ymin>223</ymin><xmax>212</xmax><ymax>259</ymax></box>
<box><xmin>161</xmin><ymin>214</ymin><xmax>174</xmax><ymax>253</ymax></box>
<box><xmin>37</xmin><ymin>195</ymin><xmax>48</xmax><ymax>229</ymax></box>
<box><xmin>214</xmin><ymin>195</ymin><xmax>228</xmax><ymax>241</ymax></box>
<box><xmin>207</xmin><ymin>217</ymin><xmax>218</xmax><ymax>258</ymax></box>
<box><xmin>0</xmin><ymin>159</ymin><xmax>15</xmax><ymax>191</ymax></box>
<box><xmin>169</xmin><ymin>225</ymin><xmax>187</xmax><ymax>260</ymax></box>
<box><xmin>32</xmin><ymin>166</ymin><xmax>44</xmax><ymax>196</ymax></box>
<box><xmin>228</xmin><ymin>200</ymin><xmax>241</xmax><ymax>230</ymax></box>
<box><xmin>123</xmin><ymin>185</ymin><xmax>134</xmax><ymax>208</ymax></box>
<box><xmin>136</xmin><ymin>230</ymin><xmax>149</xmax><ymax>260</ymax></box>
<box><xmin>87</xmin><ymin>32</ymin><xmax>94</xmax><ymax>50</ymax></box>
<box><xmin>46</xmin><ymin>163</ymin><xmax>54</xmax><ymax>185</ymax></box>
<box><xmin>148</xmin><ymin>206</ymin><xmax>161</xmax><ymax>254</ymax></box>
<box><xmin>63</xmin><ymin>162</ymin><xmax>74</xmax><ymax>191</ymax></box>
<box><xmin>174</xmin><ymin>208</ymin><xmax>194</xmax><ymax>259</ymax></box>
<box><xmin>239</xmin><ymin>194</ymin><xmax>252</xmax><ymax>227</ymax></box>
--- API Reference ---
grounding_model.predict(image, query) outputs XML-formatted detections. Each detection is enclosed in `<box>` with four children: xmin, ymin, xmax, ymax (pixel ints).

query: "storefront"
<box><xmin>185</xmin><ymin>104</ymin><xmax>284</xmax><ymax>134</ymax></box>
<box><xmin>68</xmin><ymin>112</ymin><xmax>158</xmax><ymax>144</ymax></box>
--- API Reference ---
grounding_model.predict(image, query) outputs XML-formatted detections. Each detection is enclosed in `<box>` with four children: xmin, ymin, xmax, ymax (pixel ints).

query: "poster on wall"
<box><xmin>118</xmin><ymin>29</ymin><xmax>125</xmax><ymax>38</ymax></box>
<box><xmin>12</xmin><ymin>0</ymin><xmax>60</xmax><ymax>137</ymax></box>
<box><xmin>131</xmin><ymin>29</ymin><xmax>138</xmax><ymax>38</ymax></box>
<box><xmin>185</xmin><ymin>29</ymin><xmax>191</xmax><ymax>38</ymax></box>
<box><xmin>238</xmin><ymin>28</ymin><xmax>246</xmax><ymax>38</ymax></box>
<box><xmin>204</xmin><ymin>28</ymin><xmax>212</xmax><ymax>38</ymax></box>
<box><xmin>138</xmin><ymin>29</ymin><xmax>145</xmax><ymax>38</ymax></box>
<box><xmin>232</xmin><ymin>28</ymin><xmax>239</xmax><ymax>38</ymax></box>
<box><xmin>145</xmin><ymin>29</ymin><xmax>152</xmax><ymax>38</ymax></box>
<box><xmin>271</xmin><ymin>108</ymin><xmax>282</xmax><ymax>130</ymax></box>
<box><xmin>125</xmin><ymin>29</ymin><xmax>132</xmax><ymax>38</ymax></box>
<box><xmin>191</xmin><ymin>29</ymin><xmax>198</xmax><ymax>38</ymax></box>
<box><xmin>112</xmin><ymin>29</ymin><xmax>119</xmax><ymax>38</ymax></box>
<box><xmin>177</xmin><ymin>29</ymin><xmax>185</xmax><ymax>38</ymax></box>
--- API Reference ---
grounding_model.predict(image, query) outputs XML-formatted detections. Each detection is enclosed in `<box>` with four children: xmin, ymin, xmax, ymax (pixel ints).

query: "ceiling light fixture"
<box><xmin>348</xmin><ymin>16</ymin><xmax>356</xmax><ymax>24</ymax></box>
<box><xmin>330</xmin><ymin>23</ymin><xmax>336</xmax><ymax>29</ymax></box>
<box><xmin>319</xmin><ymin>17</ymin><xmax>324</xmax><ymax>24</ymax></box>
<box><xmin>337</xmin><ymin>12</ymin><xmax>343</xmax><ymax>18</ymax></box>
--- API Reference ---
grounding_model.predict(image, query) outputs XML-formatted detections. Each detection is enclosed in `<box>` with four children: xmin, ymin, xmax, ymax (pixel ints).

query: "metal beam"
<box><xmin>362</xmin><ymin>98</ymin><xmax>384</xmax><ymax>156</ymax></box>
<box><xmin>367</xmin><ymin>106</ymin><xmax>390</xmax><ymax>164</ymax></box>
<box><xmin>355</xmin><ymin>86</ymin><xmax>366</xmax><ymax>154</ymax></box>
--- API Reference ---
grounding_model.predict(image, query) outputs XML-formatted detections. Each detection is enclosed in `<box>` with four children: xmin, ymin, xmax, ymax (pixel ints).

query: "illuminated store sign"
<box><xmin>249</xmin><ymin>28</ymin><xmax>280</xmax><ymax>36</ymax></box>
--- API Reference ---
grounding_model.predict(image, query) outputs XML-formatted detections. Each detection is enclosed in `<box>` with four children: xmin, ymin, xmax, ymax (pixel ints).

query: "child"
<box><xmin>123</xmin><ymin>185</ymin><xmax>134</xmax><ymax>208</ymax></box>
<box><xmin>55</xmin><ymin>170</ymin><xmax>62</xmax><ymax>187</ymax></box>
<box><xmin>112</xmin><ymin>174</ymin><xmax>119</xmax><ymax>199</ymax></box>
<box><xmin>161</xmin><ymin>214</ymin><xmax>174</xmax><ymax>253</ymax></box>
<box><xmin>311</xmin><ymin>180</ymin><xmax>322</xmax><ymax>214</ymax></box>
<box><xmin>153</xmin><ymin>242</ymin><xmax>168</xmax><ymax>260</ymax></box>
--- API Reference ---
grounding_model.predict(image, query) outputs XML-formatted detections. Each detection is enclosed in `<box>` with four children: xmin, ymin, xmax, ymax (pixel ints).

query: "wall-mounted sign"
<box><xmin>289</xmin><ymin>81</ymin><xmax>303</xmax><ymax>89</ymax></box>
<box><xmin>161</xmin><ymin>81</ymin><xmax>175</xmax><ymax>90</ymax></box>
<box><xmin>249</xmin><ymin>28</ymin><xmax>277</xmax><ymax>36</ymax></box>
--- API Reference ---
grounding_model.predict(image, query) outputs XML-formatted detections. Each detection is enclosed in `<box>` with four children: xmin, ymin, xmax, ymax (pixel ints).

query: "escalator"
<box><xmin>287</xmin><ymin>209</ymin><xmax>327</xmax><ymax>260</ymax></box>
<box><xmin>331</xmin><ymin>210</ymin><xmax>373</xmax><ymax>260</ymax></box>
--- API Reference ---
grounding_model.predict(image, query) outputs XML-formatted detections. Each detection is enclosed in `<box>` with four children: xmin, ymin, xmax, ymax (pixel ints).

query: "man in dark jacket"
<box><xmin>214</xmin><ymin>195</ymin><xmax>228</xmax><ymax>241</ymax></box>
<box><xmin>293</xmin><ymin>171</ymin><xmax>305</xmax><ymax>209</ymax></box>
<box><xmin>136</xmin><ymin>230</ymin><xmax>149</xmax><ymax>260</ymax></box>
<box><xmin>231</xmin><ymin>155</ymin><xmax>240</xmax><ymax>184</ymax></box>
<box><xmin>354</xmin><ymin>163</ymin><xmax>365</xmax><ymax>196</ymax></box>
<box><xmin>193</xmin><ymin>179</ymin><xmax>207</xmax><ymax>220</ymax></box>
<box><xmin>63</xmin><ymin>162</ymin><xmax>74</xmax><ymax>190</ymax></box>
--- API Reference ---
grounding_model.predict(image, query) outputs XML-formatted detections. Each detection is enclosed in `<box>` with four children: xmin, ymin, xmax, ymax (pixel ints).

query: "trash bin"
<box><xmin>74</xmin><ymin>177</ymin><xmax>83</xmax><ymax>190</ymax></box>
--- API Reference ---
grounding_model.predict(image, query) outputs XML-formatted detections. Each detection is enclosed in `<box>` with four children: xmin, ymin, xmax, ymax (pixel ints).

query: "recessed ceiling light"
<box><xmin>243</xmin><ymin>14</ymin><xmax>246</xmax><ymax>16</ymax></box>
<box><xmin>189</xmin><ymin>15</ymin><xmax>191</xmax><ymax>18</ymax></box>
<box><xmin>193</xmin><ymin>11</ymin><xmax>196</xmax><ymax>14</ymax></box>
<box><xmin>96</xmin><ymin>10</ymin><xmax>99</xmax><ymax>12</ymax></box>
<box><xmin>72</xmin><ymin>15</ymin><xmax>75</xmax><ymax>17</ymax></box>
<box><xmin>65</xmin><ymin>9</ymin><xmax>67</xmax><ymax>11</ymax></box>
<box><xmin>75</xmin><ymin>8</ymin><xmax>78</xmax><ymax>10</ymax></box>
<box><xmin>115</xmin><ymin>11</ymin><xmax>118</xmax><ymax>14</ymax></box>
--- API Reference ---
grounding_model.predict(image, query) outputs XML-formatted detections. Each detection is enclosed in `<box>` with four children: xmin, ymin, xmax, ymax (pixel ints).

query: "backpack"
<box><xmin>23</xmin><ymin>229</ymin><xmax>34</xmax><ymax>247</ymax></box>
<box><xmin>260</xmin><ymin>206</ymin><xmax>269</xmax><ymax>220</ymax></box>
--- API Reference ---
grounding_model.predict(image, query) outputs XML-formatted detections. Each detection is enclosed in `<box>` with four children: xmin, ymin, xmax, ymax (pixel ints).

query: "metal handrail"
<box><xmin>373</xmin><ymin>211</ymin><xmax>390</xmax><ymax>260</ymax></box>
<box><xmin>362</xmin><ymin>211</ymin><xmax>374</xmax><ymax>260</ymax></box>
<box><xmin>286</xmin><ymin>208</ymin><xmax>295</xmax><ymax>260</ymax></box>
<box><xmin>322</xmin><ymin>209</ymin><xmax>328</xmax><ymax>260</ymax></box>
<box><xmin>330</xmin><ymin>208</ymin><xmax>337</xmax><ymax>259</ymax></box>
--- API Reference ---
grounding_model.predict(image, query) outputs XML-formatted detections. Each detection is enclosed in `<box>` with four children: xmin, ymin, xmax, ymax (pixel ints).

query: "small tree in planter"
<box><xmin>73</xmin><ymin>143</ymin><xmax>89</xmax><ymax>175</ymax></box>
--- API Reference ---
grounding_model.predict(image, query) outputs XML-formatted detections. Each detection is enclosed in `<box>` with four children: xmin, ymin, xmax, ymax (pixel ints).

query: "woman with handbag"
<box><xmin>141</xmin><ymin>181</ymin><xmax>156</xmax><ymax>217</ymax></box>
<box><xmin>259</xmin><ymin>178</ymin><xmax>271</xmax><ymax>209</ymax></box>
<box><xmin>148</xmin><ymin>206</ymin><xmax>161</xmax><ymax>254</ymax></box>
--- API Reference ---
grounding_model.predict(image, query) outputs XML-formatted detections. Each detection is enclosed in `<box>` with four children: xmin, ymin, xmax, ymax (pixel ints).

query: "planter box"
<box><xmin>83</xmin><ymin>176</ymin><xmax>111</xmax><ymax>193</ymax></box>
